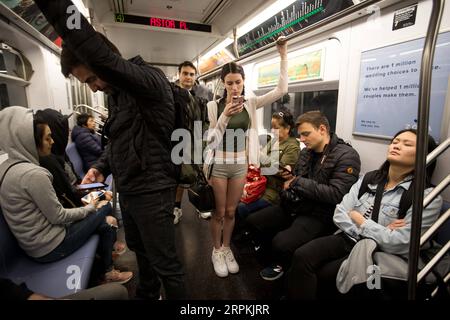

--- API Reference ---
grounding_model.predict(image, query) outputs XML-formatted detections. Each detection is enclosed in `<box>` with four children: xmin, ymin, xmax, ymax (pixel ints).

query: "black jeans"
<box><xmin>246</xmin><ymin>205</ymin><xmax>336</xmax><ymax>267</ymax></box>
<box><xmin>120</xmin><ymin>188</ymin><xmax>186</xmax><ymax>300</ymax></box>
<box><xmin>35</xmin><ymin>204</ymin><xmax>116</xmax><ymax>273</ymax></box>
<box><xmin>286</xmin><ymin>233</ymin><xmax>355</xmax><ymax>299</ymax></box>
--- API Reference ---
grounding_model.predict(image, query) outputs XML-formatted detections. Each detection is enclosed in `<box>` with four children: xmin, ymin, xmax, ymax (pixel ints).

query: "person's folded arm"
<box><xmin>333</xmin><ymin>178</ymin><xmax>364</xmax><ymax>239</ymax></box>
<box><xmin>359</xmin><ymin>190</ymin><xmax>442</xmax><ymax>255</ymax></box>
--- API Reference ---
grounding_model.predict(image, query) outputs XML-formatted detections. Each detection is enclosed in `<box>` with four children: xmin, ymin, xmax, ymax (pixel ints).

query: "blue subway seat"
<box><xmin>0</xmin><ymin>207</ymin><xmax>99</xmax><ymax>298</ymax></box>
<box><xmin>66</xmin><ymin>142</ymin><xmax>85</xmax><ymax>178</ymax></box>
<box><xmin>67</xmin><ymin>141</ymin><xmax>113</xmax><ymax>191</ymax></box>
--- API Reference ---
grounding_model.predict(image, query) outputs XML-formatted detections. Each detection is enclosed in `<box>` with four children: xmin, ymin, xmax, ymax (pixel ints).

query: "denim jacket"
<box><xmin>333</xmin><ymin>175</ymin><xmax>442</xmax><ymax>256</ymax></box>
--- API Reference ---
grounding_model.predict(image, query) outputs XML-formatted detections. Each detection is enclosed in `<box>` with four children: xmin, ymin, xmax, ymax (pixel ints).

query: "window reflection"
<box><xmin>264</xmin><ymin>90</ymin><xmax>338</xmax><ymax>134</ymax></box>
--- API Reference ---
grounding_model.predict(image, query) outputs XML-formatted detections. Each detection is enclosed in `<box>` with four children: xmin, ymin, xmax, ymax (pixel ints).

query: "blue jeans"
<box><xmin>234</xmin><ymin>199</ymin><xmax>272</xmax><ymax>240</ymax></box>
<box><xmin>237</xmin><ymin>198</ymin><xmax>271</xmax><ymax>220</ymax></box>
<box><xmin>34</xmin><ymin>204</ymin><xmax>116</xmax><ymax>273</ymax></box>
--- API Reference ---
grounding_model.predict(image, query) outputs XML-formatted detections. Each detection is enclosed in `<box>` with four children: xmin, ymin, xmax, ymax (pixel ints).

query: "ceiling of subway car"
<box><xmin>83</xmin><ymin>0</ymin><xmax>277</xmax><ymax>73</ymax></box>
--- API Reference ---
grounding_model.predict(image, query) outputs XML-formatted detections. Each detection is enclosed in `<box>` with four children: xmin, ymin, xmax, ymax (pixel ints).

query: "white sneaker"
<box><xmin>211</xmin><ymin>248</ymin><xmax>228</xmax><ymax>277</ymax></box>
<box><xmin>222</xmin><ymin>246</ymin><xmax>239</xmax><ymax>274</ymax></box>
<box><xmin>173</xmin><ymin>207</ymin><xmax>182</xmax><ymax>224</ymax></box>
<box><xmin>197</xmin><ymin>209</ymin><xmax>212</xmax><ymax>219</ymax></box>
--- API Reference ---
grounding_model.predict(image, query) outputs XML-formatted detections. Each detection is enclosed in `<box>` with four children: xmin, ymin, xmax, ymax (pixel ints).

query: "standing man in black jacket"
<box><xmin>247</xmin><ymin>111</ymin><xmax>361</xmax><ymax>281</ymax></box>
<box><xmin>34</xmin><ymin>0</ymin><xmax>185</xmax><ymax>300</ymax></box>
<box><xmin>172</xmin><ymin>61</ymin><xmax>211</xmax><ymax>224</ymax></box>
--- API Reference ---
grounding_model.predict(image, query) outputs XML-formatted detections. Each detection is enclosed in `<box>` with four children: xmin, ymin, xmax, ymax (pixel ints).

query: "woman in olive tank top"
<box><xmin>205</xmin><ymin>36</ymin><xmax>289</xmax><ymax>278</ymax></box>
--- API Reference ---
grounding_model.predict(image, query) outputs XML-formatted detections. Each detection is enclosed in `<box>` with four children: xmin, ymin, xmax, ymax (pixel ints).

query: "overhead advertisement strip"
<box><xmin>0</xmin><ymin>0</ymin><xmax>62</xmax><ymax>47</ymax></box>
<box><xmin>230</xmin><ymin>0</ymin><xmax>353</xmax><ymax>56</ymax></box>
<box><xmin>114</xmin><ymin>13</ymin><xmax>212</xmax><ymax>33</ymax></box>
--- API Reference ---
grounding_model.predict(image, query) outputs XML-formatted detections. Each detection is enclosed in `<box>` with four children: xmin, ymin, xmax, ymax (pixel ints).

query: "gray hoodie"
<box><xmin>0</xmin><ymin>107</ymin><xmax>95</xmax><ymax>258</ymax></box>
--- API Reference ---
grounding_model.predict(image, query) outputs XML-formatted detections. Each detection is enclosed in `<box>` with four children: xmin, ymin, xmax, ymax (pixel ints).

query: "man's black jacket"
<box><xmin>289</xmin><ymin>133</ymin><xmax>361</xmax><ymax>224</ymax></box>
<box><xmin>35</xmin><ymin>0</ymin><xmax>177</xmax><ymax>194</ymax></box>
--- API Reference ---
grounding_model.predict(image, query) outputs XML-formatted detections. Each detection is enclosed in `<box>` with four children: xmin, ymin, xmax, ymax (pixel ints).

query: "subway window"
<box><xmin>0</xmin><ymin>46</ymin><xmax>29</xmax><ymax>110</ymax></box>
<box><xmin>0</xmin><ymin>81</ymin><xmax>28</xmax><ymax>110</ymax></box>
<box><xmin>70</xmin><ymin>77</ymin><xmax>93</xmax><ymax>109</ymax></box>
<box><xmin>263</xmin><ymin>90</ymin><xmax>338</xmax><ymax>134</ymax></box>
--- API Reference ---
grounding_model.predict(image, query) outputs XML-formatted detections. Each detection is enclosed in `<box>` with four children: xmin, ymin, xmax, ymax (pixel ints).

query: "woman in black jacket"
<box><xmin>71</xmin><ymin>113</ymin><xmax>103</xmax><ymax>172</ymax></box>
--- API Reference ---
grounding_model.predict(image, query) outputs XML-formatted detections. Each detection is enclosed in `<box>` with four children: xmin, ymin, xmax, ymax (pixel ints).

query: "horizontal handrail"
<box><xmin>423</xmin><ymin>174</ymin><xmax>450</xmax><ymax>208</ymax></box>
<box><xmin>431</xmin><ymin>272</ymin><xmax>450</xmax><ymax>297</ymax></box>
<box><xmin>74</xmin><ymin>104</ymin><xmax>108</xmax><ymax>118</ymax></box>
<box><xmin>421</xmin><ymin>208</ymin><xmax>450</xmax><ymax>246</ymax></box>
<box><xmin>417</xmin><ymin>240</ymin><xmax>450</xmax><ymax>283</ymax></box>
<box><xmin>73</xmin><ymin>104</ymin><xmax>107</xmax><ymax>137</ymax></box>
<box><xmin>0</xmin><ymin>73</ymin><xmax>30</xmax><ymax>85</ymax></box>
<box><xmin>427</xmin><ymin>138</ymin><xmax>450</xmax><ymax>164</ymax></box>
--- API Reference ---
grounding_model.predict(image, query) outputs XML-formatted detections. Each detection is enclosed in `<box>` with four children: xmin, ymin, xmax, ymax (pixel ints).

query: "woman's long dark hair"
<box><xmin>371</xmin><ymin>129</ymin><xmax>438</xmax><ymax>186</ymax></box>
<box><xmin>220</xmin><ymin>62</ymin><xmax>245</xmax><ymax>100</ymax></box>
<box><xmin>33</xmin><ymin>116</ymin><xmax>48</xmax><ymax>150</ymax></box>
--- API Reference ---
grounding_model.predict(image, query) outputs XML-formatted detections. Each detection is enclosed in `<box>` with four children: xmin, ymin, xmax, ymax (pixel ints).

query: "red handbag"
<box><xmin>240</xmin><ymin>165</ymin><xmax>267</xmax><ymax>204</ymax></box>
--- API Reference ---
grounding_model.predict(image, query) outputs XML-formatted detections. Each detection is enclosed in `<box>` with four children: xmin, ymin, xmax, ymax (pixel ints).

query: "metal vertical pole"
<box><xmin>408</xmin><ymin>0</ymin><xmax>444</xmax><ymax>300</ymax></box>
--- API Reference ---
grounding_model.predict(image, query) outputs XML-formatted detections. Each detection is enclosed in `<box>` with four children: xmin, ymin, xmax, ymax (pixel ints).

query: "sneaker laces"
<box><xmin>273</xmin><ymin>265</ymin><xmax>283</xmax><ymax>273</ymax></box>
<box><xmin>212</xmin><ymin>249</ymin><xmax>224</xmax><ymax>261</ymax></box>
<box><xmin>222</xmin><ymin>247</ymin><xmax>236</xmax><ymax>263</ymax></box>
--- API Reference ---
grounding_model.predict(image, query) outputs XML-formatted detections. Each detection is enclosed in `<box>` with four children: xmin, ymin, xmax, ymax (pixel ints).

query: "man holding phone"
<box><xmin>77</xmin><ymin>182</ymin><xmax>106</xmax><ymax>191</ymax></box>
<box><xmin>34</xmin><ymin>0</ymin><xmax>185</xmax><ymax>300</ymax></box>
<box><xmin>246</xmin><ymin>111</ymin><xmax>361</xmax><ymax>281</ymax></box>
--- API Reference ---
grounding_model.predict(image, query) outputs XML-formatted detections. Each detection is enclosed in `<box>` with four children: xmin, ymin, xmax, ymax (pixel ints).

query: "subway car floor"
<box><xmin>111</xmin><ymin>192</ymin><xmax>282</xmax><ymax>300</ymax></box>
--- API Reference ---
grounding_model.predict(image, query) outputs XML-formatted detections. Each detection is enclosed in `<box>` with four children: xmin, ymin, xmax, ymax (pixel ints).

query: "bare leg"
<box><xmin>222</xmin><ymin>176</ymin><xmax>246</xmax><ymax>248</ymax></box>
<box><xmin>175</xmin><ymin>186</ymin><xmax>184</xmax><ymax>204</ymax></box>
<box><xmin>210</xmin><ymin>177</ymin><xmax>228</xmax><ymax>249</ymax></box>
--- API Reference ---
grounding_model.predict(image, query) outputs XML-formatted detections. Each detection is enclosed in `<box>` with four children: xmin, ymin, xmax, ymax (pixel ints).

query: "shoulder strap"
<box><xmin>358</xmin><ymin>170</ymin><xmax>386</xmax><ymax>223</ymax></box>
<box><xmin>371</xmin><ymin>177</ymin><xmax>386</xmax><ymax>223</ymax></box>
<box><xmin>0</xmin><ymin>161</ymin><xmax>27</xmax><ymax>190</ymax></box>
<box><xmin>359</xmin><ymin>171</ymin><xmax>415</xmax><ymax>221</ymax></box>
<box><xmin>398</xmin><ymin>183</ymin><xmax>414</xmax><ymax>219</ymax></box>
<box><xmin>212</xmin><ymin>100</ymin><xmax>219</xmax><ymax>119</ymax></box>
<box><xmin>358</xmin><ymin>170</ymin><xmax>379</xmax><ymax>199</ymax></box>
<box><xmin>191</xmin><ymin>163</ymin><xmax>209</xmax><ymax>184</ymax></box>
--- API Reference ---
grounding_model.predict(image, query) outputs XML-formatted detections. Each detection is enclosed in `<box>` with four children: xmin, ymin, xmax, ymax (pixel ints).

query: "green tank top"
<box><xmin>217</xmin><ymin>99</ymin><xmax>250</xmax><ymax>152</ymax></box>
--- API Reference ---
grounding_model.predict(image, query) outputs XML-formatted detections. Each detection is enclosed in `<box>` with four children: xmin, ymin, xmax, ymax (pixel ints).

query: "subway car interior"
<box><xmin>0</xmin><ymin>0</ymin><xmax>449</xmax><ymax>304</ymax></box>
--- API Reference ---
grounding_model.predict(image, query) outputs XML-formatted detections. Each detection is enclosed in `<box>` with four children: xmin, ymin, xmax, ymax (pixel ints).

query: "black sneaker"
<box><xmin>260</xmin><ymin>265</ymin><xmax>284</xmax><ymax>281</ymax></box>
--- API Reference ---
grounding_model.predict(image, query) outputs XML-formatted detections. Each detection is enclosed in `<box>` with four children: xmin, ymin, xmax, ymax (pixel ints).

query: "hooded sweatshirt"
<box><xmin>36</xmin><ymin>109</ymin><xmax>83</xmax><ymax>207</ymax></box>
<box><xmin>0</xmin><ymin>107</ymin><xmax>95</xmax><ymax>258</ymax></box>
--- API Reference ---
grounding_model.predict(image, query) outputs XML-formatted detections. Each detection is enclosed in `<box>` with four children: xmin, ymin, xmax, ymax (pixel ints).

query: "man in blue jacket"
<box><xmin>34</xmin><ymin>0</ymin><xmax>185</xmax><ymax>300</ymax></box>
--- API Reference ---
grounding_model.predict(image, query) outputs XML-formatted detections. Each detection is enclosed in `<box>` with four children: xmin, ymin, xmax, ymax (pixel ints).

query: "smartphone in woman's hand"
<box><xmin>232</xmin><ymin>96</ymin><xmax>245</xmax><ymax>112</ymax></box>
<box><xmin>232</xmin><ymin>95</ymin><xmax>245</xmax><ymax>104</ymax></box>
